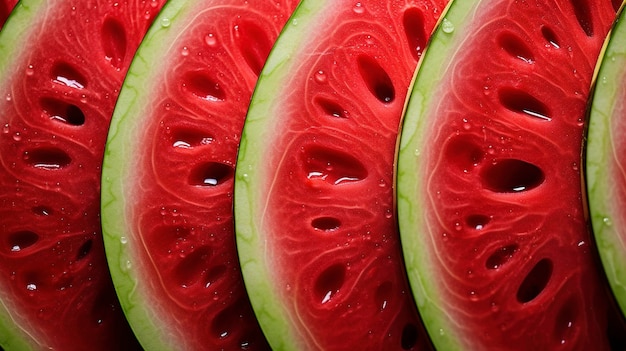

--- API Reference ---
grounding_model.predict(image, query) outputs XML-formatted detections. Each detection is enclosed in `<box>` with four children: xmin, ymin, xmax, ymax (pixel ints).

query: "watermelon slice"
<box><xmin>397</xmin><ymin>0</ymin><xmax>624</xmax><ymax>349</ymax></box>
<box><xmin>587</xmin><ymin>4</ymin><xmax>626</xmax><ymax>321</ymax></box>
<box><xmin>100</xmin><ymin>0</ymin><xmax>298</xmax><ymax>350</ymax></box>
<box><xmin>0</xmin><ymin>0</ymin><xmax>17</xmax><ymax>29</ymax></box>
<box><xmin>234</xmin><ymin>0</ymin><xmax>447</xmax><ymax>349</ymax></box>
<box><xmin>0</xmin><ymin>0</ymin><xmax>165</xmax><ymax>349</ymax></box>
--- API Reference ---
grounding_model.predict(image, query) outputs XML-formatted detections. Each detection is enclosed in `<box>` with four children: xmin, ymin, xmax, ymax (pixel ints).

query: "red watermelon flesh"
<box><xmin>100</xmin><ymin>1</ymin><xmax>298</xmax><ymax>350</ymax></box>
<box><xmin>397</xmin><ymin>0</ymin><xmax>625</xmax><ymax>349</ymax></box>
<box><xmin>0</xmin><ymin>0</ymin><xmax>165</xmax><ymax>349</ymax></box>
<box><xmin>0</xmin><ymin>0</ymin><xmax>17</xmax><ymax>28</ymax></box>
<box><xmin>234</xmin><ymin>0</ymin><xmax>447</xmax><ymax>350</ymax></box>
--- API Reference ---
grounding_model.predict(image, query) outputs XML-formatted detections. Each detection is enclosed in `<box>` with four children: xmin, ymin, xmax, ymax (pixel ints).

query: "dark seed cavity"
<box><xmin>40</xmin><ymin>98</ymin><xmax>86</xmax><ymax>126</ymax></box>
<box><xmin>481</xmin><ymin>159</ymin><xmax>544</xmax><ymax>193</ymax></box>
<box><xmin>375</xmin><ymin>281</ymin><xmax>392</xmax><ymax>311</ymax></box>
<box><xmin>182</xmin><ymin>71</ymin><xmax>226</xmax><ymax>102</ymax></box>
<box><xmin>188</xmin><ymin>162</ymin><xmax>233</xmax><ymax>186</ymax></box>
<box><xmin>32</xmin><ymin>206</ymin><xmax>53</xmax><ymax>216</ymax></box>
<box><xmin>403</xmin><ymin>7</ymin><xmax>427</xmax><ymax>60</ymax></box>
<box><xmin>174</xmin><ymin>246</ymin><xmax>212</xmax><ymax>288</ymax></box>
<box><xmin>101</xmin><ymin>17</ymin><xmax>127</xmax><ymax>69</ymax></box>
<box><xmin>171</xmin><ymin>128</ymin><xmax>213</xmax><ymax>149</ymax></box>
<box><xmin>204</xmin><ymin>264</ymin><xmax>226</xmax><ymax>288</ymax></box>
<box><xmin>466</xmin><ymin>214</ymin><xmax>490</xmax><ymax>230</ymax></box>
<box><xmin>541</xmin><ymin>25</ymin><xmax>560</xmax><ymax>48</ymax></box>
<box><xmin>401</xmin><ymin>323</ymin><xmax>419</xmax><ymax>350</ymax></box>
<box><xmin>485</xmin><ymin>244</ymin><xmax>518</xmax><ymax>269</ymax></box>
<box><xmin>554</xmin><ymin>297</ymin><xmax>578</xmax><ymax>346</ymax></box>
<box><xmin>357</xmin><ymin>55</ymin><xmax>395</xmax><ymax>103</ymax></box>
<box><xmin>303</xmin><ymin>146</ymin><xmax>368</xmax><ymax>185</ymax></box>
<box><xmin>497</xmin><ymin>31</ymin><xmax>534</xmax><ymax>63</ymax></box>
<box><xmin>24</xmin><ymin>147</ymin><xmax>72</xmax><ymax>170</ymax></box>
<box><xmin>315</xmin><ymin>264</ymin><xmax>346</xmax><ymax>304</ymax></box>
<box><xmin>212</xmin><ymin>303</ymin><xmax>239</xmax><ymax>339</ymax></box>
<box><xmin>570</xmin><ymin>0</ymin><xmax>593</xmax><ymax>36</ymax></box>
<box><xmin>445</xmin><ymin>136</ymin><xmax>484</xmax><ymax>173</ymax></box>
<box><xmin>234</xmin><ymin>20</ymin><xmax>273</xmax><ymax>76</ymax></box>
<box><xmin>517</xmin><ymin>258</ymin><xmax>552</xmax><ymax>303</ymax></box>
<box><xmin>76</xmin><ymin>239</ymin><xmax>93</xmax><ymax>261</ymax></box>
<box><xmin>315</xmin><ymin>97</ymin><xmax>349</xmax><ymax>119</ymax></box>
<box><xmin>51</xmin><ymin>61</ymin><xmax>86</xmax><ymax>89</ymax></box>
<box><xmin>7</xmin><ymin>231</ymin><xmax>39</xmax><ymax>252</ymax></box>
<box><xmin>499</xmin><ymin>87</ymin><xmax>550</xmax><ymax>121</ymax></box>
<box><xmin>311</xmin><ymin>217</ymin><xmax>341</xmax><ymax>232</ymax></box>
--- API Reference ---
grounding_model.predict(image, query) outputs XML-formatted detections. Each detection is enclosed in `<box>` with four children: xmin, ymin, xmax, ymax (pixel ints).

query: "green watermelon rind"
<box><xmin>100</xmin><ymin>1</ymin><xmax>188</xmax><ymax>350</ymax></box>
<box><xmin>232</xmin><ymin>2</ymin><xmax>330</xmax><ymax>350</ymax></box>
<box><xmin>396</xmin><ymin>1</ymin><xmax>478</xmax><ymax>350</ymax></box>
<box><xmin>586</xmin><ymin>8</ymin><xmax>626</xmax><ymax>318</ymax></box>
<box><xmin>0</xmin><ymin>0</ymin><xmax>60</xmax><ymax>349</ymax></box>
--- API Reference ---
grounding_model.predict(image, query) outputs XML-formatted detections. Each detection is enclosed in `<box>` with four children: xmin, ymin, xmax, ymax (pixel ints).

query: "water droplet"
<box><xmin>120</xmin><ymin>236</ymin><xmax>128</xmax><ymax>244</ymax></box>
<box><xmin>384</xmin><ymin>209</ymin><xmax>393</xmax><ymax>219</ymax></box>
<box><xmin>2</xmin><ymin>124</ymin><xmax>9</xmax><ymax>134</ymax></box>
<box><xmin>291</xmin><ymin>18</ymin><xmax>298</xmax><ymax>26</ymax></box>
<box><xmin>491</xmin><ymin>302</ymin><xmax>500</xmax><ymax>312</ymax></box>
<box><xmin>314</xmin><ymin>70</ymin><xmax>327</xmax><ymax>84</ymax></box>
<box><xmin>25</xmin><ymin>64</ymin><xmax>35</xmax><ymax>76</ymax></box>
<box><xmin>181</xmin><ymin>46</ymin><xmax>189</xmax><ymax>56</ymax></box>
<box><xmin>5</xmin><ymin>93</ymin><xmax>12</xmax><ymax>102</ymax></box>
<box><xmin>26</xmin><ymin>283</ymin><xmax>37</xmax><ymax>291</ymax></box>
<box><xmin>205</xmin><ymin>33</ymin><xmax>217</xmax><ymax>47</ymax></box>
<box><xmin>603</xmin><ymin>217</ymin><xmax>612</xmax><ymax>226</ymax></box>
<box><xmin>160</xmin><ymin>18</ymin><xmax>171</xmax><ymax>27</ymax></box>
<box><xmin>442</xmin><ymin>19</ymin><xmax>455</xmax><ymax>34</ymax></box>
<box><xmin>414</xmin><ymin>148</ymin><xmax>421</xmax><ymax>157</ymax></box>
<box><xmin>13</xmin><ymin>132</ymin><xmax>22</xmax><ymax>141</ymax></box>
<box><xmin>353</xmin><ymin>2</ymin><xmax>365</xmax><ymax>14</ymax></box>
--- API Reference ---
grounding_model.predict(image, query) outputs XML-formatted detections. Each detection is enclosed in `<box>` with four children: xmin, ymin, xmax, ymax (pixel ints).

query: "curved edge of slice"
<box><xmin>396</xmin><ymin>1</ymin><xmax>480</xmax><ymax>350</ymax></box>
<box><xmin>586</xmin><ymin>5</ymin><xmax>626</xmax><ymax>319</ymax></box>
<box><xmin>0</xmin><ymin>1</ymin><xmax>63</xmax><ymax>349</ymax></box>
<box><xmin>100</xmin><ymin>1</ymin><xmax>188</xmax><ymax>350</ymax></box>
<box><xmin>233</xmin><ymin>2</ymin><xmax>326</xmax><ymax>350</ymax></box>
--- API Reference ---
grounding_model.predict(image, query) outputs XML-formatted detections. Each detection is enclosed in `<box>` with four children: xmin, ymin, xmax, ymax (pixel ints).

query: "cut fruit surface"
<box><xmin>397</xmin><ymin>0</ymin><xmax>624</xmax><ymax>350</ymax></box>
<box><xmin>0</xmin><ymin>0</ymin><xmax>17</xmax><ymax>28</ymax></box>
<box><xmin>586</xmin><ymin>3</ymin><xmax>626</xmax><ymax>322</ymax></box>
<box><xmin>0</xmin><ymin>0</ymin><xmax>164</xmax><ymax>349</ymax></box>
<box><xmin>100</xmin><ymin>0</ymin><xmax>298</xmax><ymax>350</ymax></box>
<box><xmin>234</xmin><ymin>0</ymin><xmax>447</xmax><ymax>350</ymax></box>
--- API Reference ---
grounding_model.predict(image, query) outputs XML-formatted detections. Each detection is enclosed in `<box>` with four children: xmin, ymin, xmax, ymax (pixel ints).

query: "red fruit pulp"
<box><xmin>0</xmin><ymin>0</ymin><xmax>165</xmax><ymax>349</ymax></box>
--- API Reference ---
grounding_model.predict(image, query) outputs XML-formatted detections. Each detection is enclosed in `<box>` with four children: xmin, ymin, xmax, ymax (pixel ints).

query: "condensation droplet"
<box><xmin>353</xmin><ymin>2</ymin><xmax>365</xmax><ymax>14</ymax></box>
<box><xmin>160</xmin><ymin>18</ymin><xmax>171</xmax><ymax>27</ymax></box>
<box><xmin>13</xmin><ymin>132</ymin><xmax>22</xmax><ymax>141</ymax></box>
<box><xmin>2</xmin><ymin>124</ymin><xmax>9</xmax><ymax>134</ymax></box>
<box><xmin>205</xmin><ymin>33</ymin><xmax>217</xmax><ymax>47</ymax></box>
<box><xmin>603</xmin><ymin>217</ymin><xmax>612</xmax><ymax>226</ymax></box>
<box><xmin>181</xmin><ymin>46</ymin><xmax>189</xmax><ymax>56</ymax></box>
<box><xmin>120</xmin><ymin>236</ymin><xmax>128</xmax><ymax>244</ymax></box>
<box><xmin>25</xmin><ymin>64</ymin><xmax>35</xmax><ymax>76</ymax></box>
<box><xmin>442</xmin><ymin>18</ymin><xmax>455</xmax><ymax>33</ymax></box>
<box><xmin>314</xmin><ymin>70</ymin><xmax>327</xmax><ymax>84</ymax></box>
